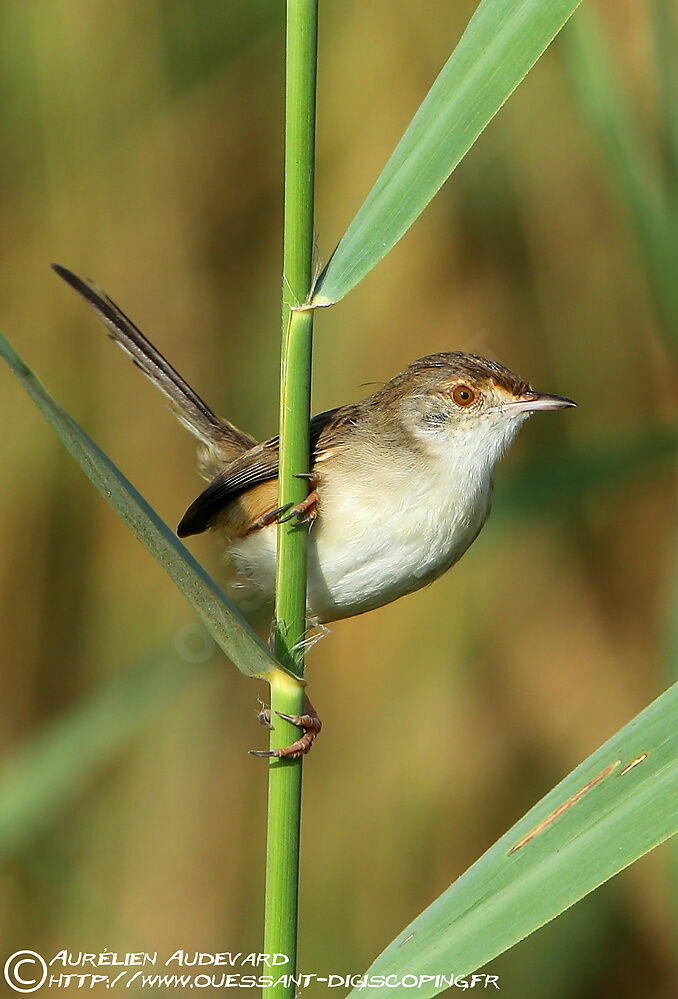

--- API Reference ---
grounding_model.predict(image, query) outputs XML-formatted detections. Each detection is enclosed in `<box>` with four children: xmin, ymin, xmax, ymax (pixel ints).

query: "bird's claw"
<box><xmin>257</xmin><ymin>706</ymin><xmax>275</xmax><ymax>730</ymax></box>
<box><xmin>252</xmin><ymin>473</ymin><xmax>319</xmax><ymax>531</ymax></box>
<box><xmin>253</xmin><ymin>502</ymin><xmax>294</xmax><ymax>530</ymax></box>
<box><xmin>277</xmin><ymin>488</ymin><xmax>319</xmax><ymax>526</ymax></box>
<box><xmin>250</xmin><ymin>697</ymin><xmax>322</xmax><ymax>759</ymax></box>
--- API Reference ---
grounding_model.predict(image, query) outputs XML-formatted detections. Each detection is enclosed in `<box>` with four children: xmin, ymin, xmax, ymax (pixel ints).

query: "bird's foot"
<box><xmin>250</xmin><ymin>473</ymin><xmax>319</xmax><ymax>531</ymax></box>
<box><xmin>279</xmin><ymin>474</ymin><xmax>319</xmax><ymax>526</ymax></box>
<box><xmin>251</xmin><ymin>502</ymin><xmax>294</xmax><ymax>531</ymax></box>
<box><xmin>251</xmin><ymin>695</ymin><xmax>322</xmax><ymax>759</ymax></box>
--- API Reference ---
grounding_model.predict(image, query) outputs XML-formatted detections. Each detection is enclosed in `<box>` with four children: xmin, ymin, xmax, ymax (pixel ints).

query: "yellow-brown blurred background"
<box><xmin>0</xmin><ymin>0</ymin><xmax>677</xmax><ymax>996</ymax></box>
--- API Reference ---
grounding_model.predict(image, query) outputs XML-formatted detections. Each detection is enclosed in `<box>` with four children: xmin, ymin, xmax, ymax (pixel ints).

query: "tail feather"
<box><xmin>52</xmin><ymin>264</ymin><xmax>255</xmax><ymax>459</ymax></box>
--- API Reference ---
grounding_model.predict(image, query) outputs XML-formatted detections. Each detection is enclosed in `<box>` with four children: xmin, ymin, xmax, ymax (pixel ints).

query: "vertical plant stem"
<box><xmin>263</xmin><ymin>0</ymin><xmax>317</xmax><ymax>995</ymax></box>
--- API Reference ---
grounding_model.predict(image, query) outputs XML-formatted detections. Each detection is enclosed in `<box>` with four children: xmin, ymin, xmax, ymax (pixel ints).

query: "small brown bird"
<box><xmin>53</xmin><ymin>264</ymin><xmax>575</xmax><ymax>622</ymax></box>
<box><xmin>54</xmin><ymin>265</ymin><xmax>575</xmax><ymax>753</ymax></box>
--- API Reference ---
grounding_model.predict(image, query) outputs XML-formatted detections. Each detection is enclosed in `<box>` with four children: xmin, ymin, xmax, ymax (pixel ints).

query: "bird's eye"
<box><xmin>452</xmin><ymin>384</ymin><xmax>477</xmax><ymax>407</ymax></box>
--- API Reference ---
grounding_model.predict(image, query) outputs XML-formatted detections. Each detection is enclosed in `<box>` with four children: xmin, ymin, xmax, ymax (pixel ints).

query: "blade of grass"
<box><xmin>264</xmin><ymin>1</ymin><xmax>318</xmax><ymax>993</ymax></box>
<box><xmin>564</xmin><ymin>7</ymin><xmax>678</xmax><ymax>948</ymax></box>
<box><xmin>312</xmin><ymin>0</ymin><xmax>583</xmax><ymax>307</ymax></box>
<box><xmin>0</xmin><ymin>328</ymin><xmax>285</xmax><ymax>682</ymax></box>
<box><xmin>348</xmin><ymin>681</ymin><xmax>678</xmax><ymax>999</ymax></box>
<box><xmin>563</xmin><ymin>9</ymin><xmax>678</xmax><ymax>342</ymax></box>
<box><xmin>0</xmin><ymin>427</ymin><xmax>670</xmax><ymax>869</ymax></box>
<box><xmin>661</xmin><ymin>465</ymin><xmax>678</xmax><ymax>939</ymax></box>
<box><xmin>650</xmin><ymin>0</ymin><xmax>678</xmax><ymax>191</ymax></box>
<box><xmin>0</xmin><ymin>642</ymin><xmax>209</xmax><ymax>860</ymax></box>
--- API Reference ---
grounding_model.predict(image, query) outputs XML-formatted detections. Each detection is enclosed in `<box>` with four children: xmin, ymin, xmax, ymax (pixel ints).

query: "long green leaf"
<box><xmin>0</xmin><ymin>425</ymin><xmax>670</xmax><ymax>867</ymax></box>
<box><xmin>563</xmin><ymin>9</ymin><xmax>678</xmax><ymax>342</ymax></box>
<box><xmin>0</xmin><ymin>329</ymin><xmax>285</xmax><ymax>680</ymax></box>
<box><xmin>312</xmin><ymin>0</ymin><xmax>583</xmax><ymax>306</ymax></box>
<box><xmin>0</xmin><ymin>644</ymin><xmax>206</xmax><ymax>859</ymax></box>
<box><xmin>651</xmin><ymin>0</ymin><xmax>678</xmax><ymax>189</ymax></box>
<box><xmin>349</xmin><ymin>682</ymin><xmax>678</xmax><ymax>998</ymax></box>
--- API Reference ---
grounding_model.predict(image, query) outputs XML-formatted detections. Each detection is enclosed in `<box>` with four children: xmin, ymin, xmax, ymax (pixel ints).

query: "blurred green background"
<box><xmin>1</xmin><ymin>0</ymin><xmax>677</xmax><ymax>996</ymax></box>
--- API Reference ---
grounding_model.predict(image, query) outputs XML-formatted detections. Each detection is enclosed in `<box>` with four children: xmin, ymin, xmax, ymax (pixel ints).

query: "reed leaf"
<box><xmin>0</xmin><ymin>426</ymin><xmax>670</xmax><ymax>866</ymax></box>
<box><xmin>349</xmin><ymin>681</ymin><xmax>678</xmax><ymax>998</ymax></box>
<box><xmin>0</xmin><ymin>329</ymin><xmax>285</xmax><ymax>681</ymax></box>
<box><xmin>312</xmin><ymin>0</ymin><xmax>583</xmax><ymax>307</ymax></box>
<box><xmin>0</xmin><ymin>645</ymin><xmax>206</xmax><ymax>860</ymax></box>
<box><xmin>563</xmin><ymin>8</ymin><xmax>678</xmax><ymax>343</ymax></box>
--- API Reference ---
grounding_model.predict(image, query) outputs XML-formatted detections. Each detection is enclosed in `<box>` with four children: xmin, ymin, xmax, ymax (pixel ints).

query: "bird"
<box><xmin>53</xmin><ymin>264</ymin><xmax>575</xmax><ymax>755</ymax></box>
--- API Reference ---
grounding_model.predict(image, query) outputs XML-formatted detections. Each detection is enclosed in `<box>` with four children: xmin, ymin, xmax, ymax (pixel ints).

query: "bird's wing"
<box><xmin>177</xmin><ymin>405</ymin><xmax>359</xmax><ymax>537</ymax></box>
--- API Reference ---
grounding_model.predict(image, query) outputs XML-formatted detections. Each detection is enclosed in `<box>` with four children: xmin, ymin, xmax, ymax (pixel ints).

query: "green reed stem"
<box><xmin>263</xmin><ymin>1</ymin><xmax>317</xmax><ymax>995</ymax></box>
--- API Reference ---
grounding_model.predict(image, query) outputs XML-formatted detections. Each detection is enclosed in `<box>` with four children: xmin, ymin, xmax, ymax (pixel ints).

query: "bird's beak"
<box><xmin>505</xmin><ymin>392</ymin><xmax>577</xmax><ymax>414</ymax></box>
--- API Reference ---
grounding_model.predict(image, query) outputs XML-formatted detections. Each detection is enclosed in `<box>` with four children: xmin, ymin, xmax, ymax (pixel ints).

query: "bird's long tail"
<box><xmin>52</xmin><ymin>264</ymin><xmax>255</xmax><ymax>461</ymax></box>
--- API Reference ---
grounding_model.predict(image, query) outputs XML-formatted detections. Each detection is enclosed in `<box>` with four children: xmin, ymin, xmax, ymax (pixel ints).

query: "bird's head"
<box><xmin>375</xmin><ymin>351</ymin><xmax>575</xmax><ymax>474</ymax></box>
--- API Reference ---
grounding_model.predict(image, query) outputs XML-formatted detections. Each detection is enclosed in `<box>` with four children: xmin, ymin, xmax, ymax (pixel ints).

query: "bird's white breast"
<box><xmin>226</xmin><ymin>447</ymin><xmax>494</xmax><ymax>623</ymax></box>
